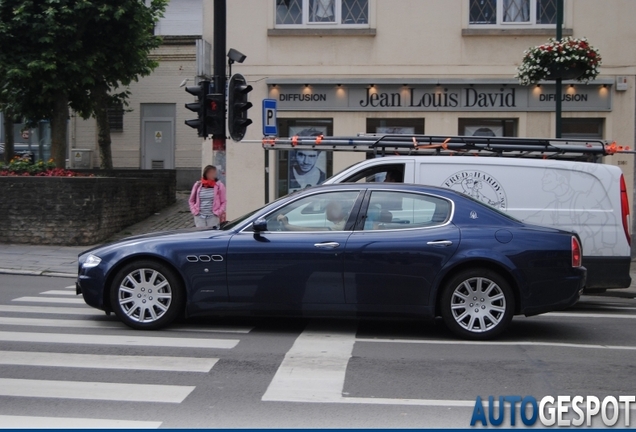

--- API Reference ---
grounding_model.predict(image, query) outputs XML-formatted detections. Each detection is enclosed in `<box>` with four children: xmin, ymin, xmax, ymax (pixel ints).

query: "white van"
<box><xmin>324</xmin><ymin>156</ymin><xmax>632</xmax><ymax>290</ymax></box>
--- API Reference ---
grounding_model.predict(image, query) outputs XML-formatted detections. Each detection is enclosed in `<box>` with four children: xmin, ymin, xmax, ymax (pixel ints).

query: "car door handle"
<box><xmin>314</xmin><ymin>242</ymin><xmax>340</xmax><ymax>249</ymax></box>
<box><xmin>426</xmin><ymin>240</ymin><xmax>453</xmax><ymax>247</ymax></box>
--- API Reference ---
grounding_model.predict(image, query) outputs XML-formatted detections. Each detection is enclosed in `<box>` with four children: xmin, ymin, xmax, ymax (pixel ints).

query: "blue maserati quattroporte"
<box><xmin>77</xmin><ymin>184</ymin><xmax>585</xmax><ymax>339</ymax></box>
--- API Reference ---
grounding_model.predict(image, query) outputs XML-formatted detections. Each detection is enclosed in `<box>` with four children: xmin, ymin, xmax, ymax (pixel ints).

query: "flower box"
<box><xmin>516</xmin><ymin>37</ymin><xmax>602</xmax><ymax>85</ymax></box>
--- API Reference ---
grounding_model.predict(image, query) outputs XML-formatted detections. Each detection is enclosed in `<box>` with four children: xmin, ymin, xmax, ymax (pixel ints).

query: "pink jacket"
<box><xmin>189</xmin><ymin>181</ymin><xmax>227</xmax><ymax>220</ymax></box>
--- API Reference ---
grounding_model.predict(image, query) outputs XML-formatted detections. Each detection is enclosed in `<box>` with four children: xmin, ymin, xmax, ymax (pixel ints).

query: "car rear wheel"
<box><xmin>109</xmin><ymin>260</ymin><xmax>184</xmax><ymax>330</ymax></box>
<box><xmin>440</xmin><ymin>268</ymin><xmax>514</xmax><ymax>340</ymax></box>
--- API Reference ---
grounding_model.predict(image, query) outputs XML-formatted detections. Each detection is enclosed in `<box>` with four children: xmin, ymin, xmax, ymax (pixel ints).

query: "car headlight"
<box><xmin>82</xmin><ymin>254</ymin><xmax>102</xmax><ymax>268</ymax></box>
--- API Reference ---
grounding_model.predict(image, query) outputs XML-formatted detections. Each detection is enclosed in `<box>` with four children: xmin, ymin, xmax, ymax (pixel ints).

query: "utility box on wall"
<box><xmin>71</xmin><ymin>149</ymin><xmax>93</xmax><ymax>169</ymax></box>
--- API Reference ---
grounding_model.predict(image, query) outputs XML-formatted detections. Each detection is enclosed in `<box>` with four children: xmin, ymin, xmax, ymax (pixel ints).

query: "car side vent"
<box><xmin>186</xmin><ymin>255</ymin><xmax>199</xmax><ymax>263</ymax></box>
<box><xmin>199</xmin><ymin>255</ymin><xmax>211</xmax><ymax>262</ymax></box>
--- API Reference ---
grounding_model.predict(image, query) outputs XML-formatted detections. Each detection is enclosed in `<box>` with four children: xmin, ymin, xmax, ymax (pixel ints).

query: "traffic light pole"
<box><xmin>213</xmin><ymin>0</ymin><xmax>226</xmax><ymax>152</ymax></box>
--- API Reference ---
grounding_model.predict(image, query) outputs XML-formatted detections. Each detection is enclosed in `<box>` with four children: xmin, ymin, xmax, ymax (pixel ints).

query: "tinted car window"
<box><xmin>265</xmin><ymin>191</ymin><xmax>360</xmax><ymax>232</ymax></box>
<box><xmin>341</xmin><ymin>163</ymin><xmax>405</xmax><ymax>184</ymax></box>
<box><xmin>364</xmin><ymin>191</ymin><xmax>451</xmax><ymax>231</ymax></box>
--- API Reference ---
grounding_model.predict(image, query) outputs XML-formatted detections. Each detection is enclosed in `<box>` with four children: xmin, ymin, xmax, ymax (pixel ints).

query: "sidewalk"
<box><xmin>0</xmin><ymin>191</ymin><xmax>193</xmax><ymax>277</ymax></box>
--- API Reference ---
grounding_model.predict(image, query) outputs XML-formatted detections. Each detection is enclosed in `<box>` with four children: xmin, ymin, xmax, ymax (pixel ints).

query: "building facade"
<box><xmin>210</xmin><ymin>0</ymin><xmax>636</xmax><ymax>219</ymax></box>
<box><xmin>68</xmin><ymin>0</ymin><xmax>636</xmax><ymax>221</ymax></box>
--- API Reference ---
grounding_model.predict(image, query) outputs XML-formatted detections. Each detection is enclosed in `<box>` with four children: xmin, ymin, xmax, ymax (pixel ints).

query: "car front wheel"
<box><xmin>440</xmin><ymin>268</ymin><xmax>514</xmax><ymax>340</ymax></box>
<box><xmin>110</xmin><ymin>260</ymin><xmax>184</xmax><ymax>330</ymax></box>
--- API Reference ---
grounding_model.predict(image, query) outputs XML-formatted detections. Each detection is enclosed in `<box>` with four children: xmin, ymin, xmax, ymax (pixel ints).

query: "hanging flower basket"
<box><xmin>515</xmin><ymin>37</ymin><xmax>602</xmax><ymax>86</ymax></box>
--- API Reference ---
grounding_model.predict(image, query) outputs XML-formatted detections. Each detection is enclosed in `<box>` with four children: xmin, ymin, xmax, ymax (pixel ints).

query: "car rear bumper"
<box><xmin>583</xmin><ymin>256</ymin><xmax>631</xmax><ymax>289</ymax></box>
<box><xmin>522</xmin><ymin>266</ymin><xmax>586</xmax><ymax>317</ymax></box>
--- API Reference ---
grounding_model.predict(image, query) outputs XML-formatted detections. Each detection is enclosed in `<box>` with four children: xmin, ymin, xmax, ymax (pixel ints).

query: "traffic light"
<box><xmin>205</xmin><ymin>93</ymin><xmax>225</xmax><ymax>136</ymax></box>
<box><xmin>228</xmin><ymin>73</ymin><xmax>253</xmax><ymax>142</ymax></box>
<box><xmin>184</xmin><ymin>80</ymin><xmax>211</xmax><ymax>137</ymax></box>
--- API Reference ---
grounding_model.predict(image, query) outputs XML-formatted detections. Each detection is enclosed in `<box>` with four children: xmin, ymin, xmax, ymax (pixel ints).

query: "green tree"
<box><xmin>0</xmin><ymin>0</ymin><xmax>166</xmax><ymax>168</ymax></box>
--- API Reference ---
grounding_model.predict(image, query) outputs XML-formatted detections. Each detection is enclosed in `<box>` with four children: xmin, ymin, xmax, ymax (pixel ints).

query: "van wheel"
<box><xmin>109</xmin><ymin>260</ymin><xmax>184</xmax><ymax>330</ymax></box>
<box><xmin>440</xmin><ymin>268</ymin><xmax>514</xmax><ymax>340</ymax></box>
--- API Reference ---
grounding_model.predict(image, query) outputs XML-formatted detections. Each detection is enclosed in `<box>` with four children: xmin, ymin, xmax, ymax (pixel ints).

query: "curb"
<box><xmin>0</xmin><ymin>268</ymin><xmax>75</xmax><ymax>278</ymax></box>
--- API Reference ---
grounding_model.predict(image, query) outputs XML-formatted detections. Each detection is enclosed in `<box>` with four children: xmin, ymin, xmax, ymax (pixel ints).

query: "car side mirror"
<box><xmin>252</xmin><ymin>218</ymin><xmax>268</xmax><ymax>233</ymax></box>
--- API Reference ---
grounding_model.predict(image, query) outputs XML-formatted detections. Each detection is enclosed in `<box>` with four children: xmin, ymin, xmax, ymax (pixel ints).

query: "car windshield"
<box><xmin>220</xmin><ymin>209</ymin><xmax>259</xmax><ymax>231</ymax></box>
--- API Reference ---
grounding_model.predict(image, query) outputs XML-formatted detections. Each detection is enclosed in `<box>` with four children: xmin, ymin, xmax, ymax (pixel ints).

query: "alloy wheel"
<box><xmin>117</xmin><ymin>268</ymin><xmax>173</xmax><ymax>323</ymax></box>
<box><xmin>450</xmin><ymin>277</ymin><xmax>506</xmax><ymax>333</ymax></box>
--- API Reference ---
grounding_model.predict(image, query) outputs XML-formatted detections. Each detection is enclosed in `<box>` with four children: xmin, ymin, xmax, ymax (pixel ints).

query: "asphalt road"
<box><xmin>0</xmin><ymin>274</ymin><xmax>635</xmax><ymax>428</ymax></box>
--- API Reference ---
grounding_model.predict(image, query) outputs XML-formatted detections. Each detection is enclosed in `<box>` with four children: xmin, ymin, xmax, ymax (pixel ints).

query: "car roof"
<box><xmin>306</xmin><ymin>182</ymin><xmax>461</xmax><ymax>197</ymax></box>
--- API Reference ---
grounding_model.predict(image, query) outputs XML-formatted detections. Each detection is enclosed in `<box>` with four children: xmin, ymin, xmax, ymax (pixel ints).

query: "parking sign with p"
<box><xmin>262</xmin><ymin>99</ymin><xmax>277</xmax><ymax>136</ymax></box>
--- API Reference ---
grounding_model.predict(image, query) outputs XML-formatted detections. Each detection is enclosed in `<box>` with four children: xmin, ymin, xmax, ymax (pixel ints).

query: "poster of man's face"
<box><xmin>287</xmin><ymin>126</ymin><xmax>328</xmax><ymax>192</ymax></box>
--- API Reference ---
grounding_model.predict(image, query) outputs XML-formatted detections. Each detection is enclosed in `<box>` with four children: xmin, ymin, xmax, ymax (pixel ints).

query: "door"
<box><xmin>344</xmin><ymin>190</ymin><xmax>460</xmax><ymax>308</ymax></box>
<box><xmin>142</xmin><ymin>120</ymin><xmax>174</xmax><ymax>169</ymax></box>
<box><xmin>226</xmin><ymin>190</ymin><xmax>363</xmax><ymax>306</ymax></box>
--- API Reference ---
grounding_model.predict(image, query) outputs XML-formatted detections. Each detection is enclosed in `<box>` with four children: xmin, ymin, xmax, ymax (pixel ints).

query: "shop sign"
<box><xmin>270</xmin><ymin>84</ymin><xmax>611</xmax><ymax>112</ymax></box>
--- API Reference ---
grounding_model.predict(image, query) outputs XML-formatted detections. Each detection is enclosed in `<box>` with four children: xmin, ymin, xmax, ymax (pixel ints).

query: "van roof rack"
<box><xmin>261</xmin><ymin>134</ymin><xmax>631</xmax><ymax>161</ymax></box>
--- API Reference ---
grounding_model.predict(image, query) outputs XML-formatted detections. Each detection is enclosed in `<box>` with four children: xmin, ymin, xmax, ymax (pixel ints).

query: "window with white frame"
<box><xmin>276</xmin><ymin>0</ymin><xmax>368</xmax><ymax>27</ymax></box>
<box><xmin>469</xmin><ymin>0</ymin><xmax>557</xmax><ymax>26</ymax></box>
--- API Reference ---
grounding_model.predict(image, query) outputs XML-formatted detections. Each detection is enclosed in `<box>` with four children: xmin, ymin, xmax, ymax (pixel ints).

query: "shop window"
<box><xmin>108</xmin><ymin>101</ymin><xmax>124</xmax><ymax>132</ymax></box>
<box><xmin>469</xmin><ymin>0</ymin><xmax>557</xmax><ymax>26</ymax></box>
<box><xmin>276</xmin><ymin>0</ymin><xmax>368</xmax><ymax>27</ymax></box>
<box><xmin>365</xmin><ymin>118</ymin><xmax>424</xmax><ymax>160</ymax></box>
<box><xmin>561</xmin><ymin>118</ymin><xmax>604</xmax><ymax>139</ymax></box>
<box><xmin>458</xmin><ymin>118</ymin><xmax>517</xmax><ymax>137</ymax></box>
<box><xmin>276</xmin><ymin>118</ymin><xmax>334</xmax><ymax>197</ymax></box>
<box><xmin>366</xmin><ymin>118</ymin><xmax>424</xmax><ymax>135</ymax></box>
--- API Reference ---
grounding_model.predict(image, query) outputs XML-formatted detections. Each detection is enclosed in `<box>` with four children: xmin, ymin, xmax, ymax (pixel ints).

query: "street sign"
<box><xmin>262</xmin><ymin>99</ymin><xmax>277</xmax><ymax>136</ymax></box>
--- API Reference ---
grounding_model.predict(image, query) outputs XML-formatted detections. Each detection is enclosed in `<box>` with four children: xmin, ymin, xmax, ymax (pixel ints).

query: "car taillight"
<box><xmin>620</xmin><ymin>174</ymin><xmax>631</xmax><ymax>246</ymax></box>
<box><xmin>572</xmin><ymin>236</ymin><xmax>582</xmax><ymax>268</ymax></box>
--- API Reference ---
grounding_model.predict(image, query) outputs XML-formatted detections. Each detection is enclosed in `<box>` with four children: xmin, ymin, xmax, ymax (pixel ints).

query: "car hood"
<box><xmin>79</xmin><ymin>227</ymin><xmax>230</xmax><ymax>257</ymax></box>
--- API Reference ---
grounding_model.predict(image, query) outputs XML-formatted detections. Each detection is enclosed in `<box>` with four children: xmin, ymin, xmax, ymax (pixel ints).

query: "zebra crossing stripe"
<box><xmin>0</xmin><ymin>350</ymin><xmax>218</xmax><ymax>373</ymax></box>
<box><xmin>39</xmin><ymin>290</ymin><xmax>77</xmax><ymax>296</ymax></box>
<box><xmin>0</xmin><ymin>415</ymin><xmax>161</xmax><ymax>429</ymax></box>
<box><xmin>0</xmin><ymin>331</ymin><xmax>239</xmax><ymax>349</ymax></box>
<box><xmin>0</xmin><ymin>304</ymin><xmax>100</xmax><ymax>315</ymax></box>
<box><xmin>0</xmin><ymin>316</ymin><xmax>122</xmax><ymax>329</ymax></box>
<box><xmin>0</xmin><ymin>378</ymin><xmax>194</xmax><ymax>403</ymax></box>
<box><xmin>13</xmin><ymin>296</ymin><xmax>85</xmax><ymax>304</ymax></box>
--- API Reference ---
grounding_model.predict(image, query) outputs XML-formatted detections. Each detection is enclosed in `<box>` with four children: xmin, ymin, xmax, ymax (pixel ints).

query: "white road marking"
<box><xmin>39</xmin><ymin>290</ymin><xmax>77</xmax><ymax>296</ymax></box>
<box><xmin>0</xmin><ymin>415</ymin><xmax>161</xmax><ymax>429</ymax></box>
<box><xmin>0</xmin><ymin>331</ymin><xmax>239</xmax><ymax>349</ymax></box>
<box><xmin>263</xmin><ymin>324</ymin><xmax>356</xmax><ymax>403</ymax></box>
<box><xmin>64</xmin><ymin>285</ymin><xmax>76</xmax><ymax>289</ymax></box>
<box><xmin>355</xmin><ymin>338</ymin><xmax>636</xmax><ymax>351</ymax></box>
<box><xmin>545</xmin><ymin>312</ymin><xmax>636</xmax><ymax>319</ymax></box>
<box><xmin>0</xmin><ymin>305</ymin><xmax>100</xmax><ymax>315</ymax></box>
<box><xmin>169</xmin><ymin>326</ymin><xmax>253</xmax><ymax>334</ymax></box>
<box><xmin>0</xmin><ymin>351</ymin><xmax>218</xmax><ymax>373</ymax></box>
<box><xmin>13</xmin><ymin>296</ymin><xmax>85</xmax><ymax>304</ymax></box>
<box><xmin>0</xmin><ymin>316</ymin><xmax>122</xmax><ymax>329</ymax></box>
<box><xmin>0</xmin><ymin>378</ymin><xmax>194</xmax><ymax>403</ymax></box>
<box><xmin>263</xmin><ymin>324</ymin><xmax>474</xmax><ymax>407</ymax></box>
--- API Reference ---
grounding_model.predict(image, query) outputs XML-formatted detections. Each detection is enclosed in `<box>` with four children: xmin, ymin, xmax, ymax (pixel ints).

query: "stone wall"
<box><xmin>0</xmin><ymin>170</ymin><xmax>176</xmax><ymax>246</ymax></box>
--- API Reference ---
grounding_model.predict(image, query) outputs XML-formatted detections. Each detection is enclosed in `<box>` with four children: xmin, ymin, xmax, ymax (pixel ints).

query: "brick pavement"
<box><xmin>105</xmin><ymin>191</ymin><xmax>194</xmax><ymax>242</ymax></box>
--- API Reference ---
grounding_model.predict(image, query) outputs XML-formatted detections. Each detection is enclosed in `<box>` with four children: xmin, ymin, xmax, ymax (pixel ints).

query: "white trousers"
<box><xmin>194</xmin><ymin>215</ymin><xmax>220</xmax><ymax>228</ymax></box>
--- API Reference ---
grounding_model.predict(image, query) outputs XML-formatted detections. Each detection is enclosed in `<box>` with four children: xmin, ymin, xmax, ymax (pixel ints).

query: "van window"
<box><xmin>342</xmin><ymin>163</ymin><xmax>405</xmax><ymax>184</ymax></box>
<box><xmin>363</xmin><ymin>191</ymin><xmax>451</xmax><ymax>231</ymax></box>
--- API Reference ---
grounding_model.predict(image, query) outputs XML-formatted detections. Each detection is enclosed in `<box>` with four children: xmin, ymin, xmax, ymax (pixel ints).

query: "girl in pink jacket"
<box><xmin>189</xmin><ymin>165</ymin><xmax>227</xmax><ymax>228</ymax></box>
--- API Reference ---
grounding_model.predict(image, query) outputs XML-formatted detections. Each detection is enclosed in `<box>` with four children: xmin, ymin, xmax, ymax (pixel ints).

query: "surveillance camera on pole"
<box><xmin>227</xmin><ymin>73</ymin><xmax>253</xmax><ymax>142</ymax></box>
